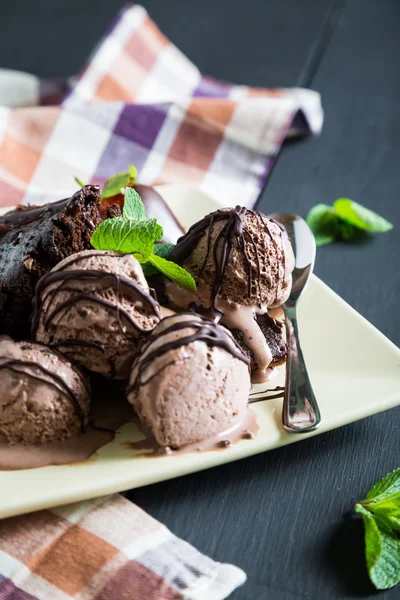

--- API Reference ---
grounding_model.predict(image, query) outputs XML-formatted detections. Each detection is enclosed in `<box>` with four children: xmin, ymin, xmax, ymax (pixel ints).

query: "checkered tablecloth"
<box><xmin>0</xmin><ymin>4</ymin><xmax>322</xmax><ymax>209</ymax></box>
<box><xmin>0</xmin><ymin>495</ymin><xmax>246</xmax><ymax>600</ymax></box>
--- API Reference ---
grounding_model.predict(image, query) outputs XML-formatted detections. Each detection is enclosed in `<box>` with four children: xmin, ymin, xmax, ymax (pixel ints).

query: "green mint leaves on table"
<box><xmin>90</xmin><ymin>187</ymin><xmax>196</xmax><ymax>291</ymax></box>
<box><xmin>354</xmin><ymin>468</ymin><xmax>400</xmax><ymax>590</ymax></box>
<box><xmin>306</xmin><ymin>204</ymin><xmax>339</xmax><ymax>247</ymax></box>
<box><xmin>306</xmin><ymin>199</ymin><xmax>393</xmax><ymax>246</ymax></box>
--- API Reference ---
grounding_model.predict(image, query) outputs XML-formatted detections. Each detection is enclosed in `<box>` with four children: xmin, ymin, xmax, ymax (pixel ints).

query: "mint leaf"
<box><xmin>358</xmin><ymin>469</ymin><xmax>400</xmax><ymax>531</ymax></box>
<box><xmin>337</xmin><ymin>220</ymin><xmax>356</xmax><ymax>241</ymax></box>
<box><xmin>367</xmin><ymin>468</ymin><xmax>400</xmax><ymax>503</ymax></box>
<box><xmin>123</xmin><ymin>187</ymin><xmax>147</xmax><ymax>221</ymax></box>
<box><xmin>334</xmin><ymin>199</ymin><xmax>393</xmax><ymax>233</ymax></box>
<box><xmin>368</xmin><ymin>503</ymin><xmax>400</xmax><ymax>533</ymax></box>
<box><xmin>129</xmin><ymin>164</ymin><xmax>137</xmax><ymax>181</ymax></box>
<box><xmin>355</xmin><ymin>504</ymin><xmax>384</xmax><ymax>585</ymax></box>
<box><xmin>142</xmin><ymin>244</ymin><xmax>175</xmax><ymax>276</ymax></box>
<box><xmin>102</xmin><ymin>165</ymin><xmax>137</xmax><ymax>199</ymax></box>
<box><xmin>141</xmin><ymin>263</ymin><xmax>159</xmax><ymax>277</ymax></box>
<box><xmin>306</xmin><ymin>204</ymin><xmax>339</xmax><ymax>246</ymax></box>
<box><xmin>153</xmin><ymin>243</ymin><xmax>174</xmax><ymax>258</ymax></box>
<box><xmin>91</xmin><ymin>217</ymin><xmax>162</xmax><ymax>261</ymax></box>
<box><xmin>102</xmin><ymin>173</ymin><xmax>131</xmax><ymax>199</ymax></box>
<box><xmin>75</xmin><ymin>176</ymin><xmax>85</xmax><ymax>187</ymax></box>
<box><xmin>306</xmin><ymin>199</ymin><xmax>393</xmax><ymax>245</ymax></box>
<box><xmin>355</xmin><ymin>504</ymin><xmax>400</xmax><ymax>590</ymax></box>
<box><xmin>148</xmin><ymin>254</ymin><xmax>197</xmax><ymax>291</ymax></box>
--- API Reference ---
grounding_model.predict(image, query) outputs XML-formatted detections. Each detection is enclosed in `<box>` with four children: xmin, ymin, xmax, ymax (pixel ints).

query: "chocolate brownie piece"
<box><xmin>232</xmin><ymin>312</ymin><xmax>287</xmax><ymax>371</ymax></box>
<box><xmin>0</xmin><ymin>185</ymin><xmax>103</xmax><ymax>339</ymax></box>
<box><xmin>105</xmin><ymin>203</ymin><xmax>122</xmax><ymax>219</ymax></box>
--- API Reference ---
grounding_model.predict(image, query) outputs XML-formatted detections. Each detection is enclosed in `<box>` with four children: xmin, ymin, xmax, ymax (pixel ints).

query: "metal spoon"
<box><xmin>272</xmin><ymin>214</ymin><xmax>321</xmax><ymax>433</ymax></box>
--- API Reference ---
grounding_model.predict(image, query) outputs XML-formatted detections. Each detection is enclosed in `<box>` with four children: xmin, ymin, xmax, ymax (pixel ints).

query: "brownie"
<box><xmin>105</xmin><ymin>203</ymin><xmax>122</xmax><ymax>219</ymax></box>
<box><xmin>232</xmin><ymin>312</ymin><xmax>287</xmax><ymax>370</ymax></box>
<box><xmin>0</xmin><ymin>185</ymin><xmax>103</xmax><ymax>339</ymax></box>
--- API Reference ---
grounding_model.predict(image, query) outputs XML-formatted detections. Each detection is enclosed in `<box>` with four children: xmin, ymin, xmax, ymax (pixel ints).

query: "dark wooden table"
<box><xmin>1</xmin><ymin>1</ymin><xmax>399</xmax><ymax>598</ymax></box>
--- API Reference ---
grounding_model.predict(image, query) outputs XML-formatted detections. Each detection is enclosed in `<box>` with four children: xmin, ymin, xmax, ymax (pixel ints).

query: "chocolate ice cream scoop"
<box><xmin>33</xmin><ymin>250</ymin><xmax>160</xmax><ymax>379</ymax></box>
<box><xmin>127</xmin><ymin>313</ymin><xmax>251</xmax><ymax>449</ymax></box>
<box><xmin>0</xmin><ymin>338</ymin><xmax>90</xmax><ymax>444</ymax></box>
<box><xmin>167</xmin><ymin>207</ymin><xmax>295</xmax><ymax>382</ymax></box>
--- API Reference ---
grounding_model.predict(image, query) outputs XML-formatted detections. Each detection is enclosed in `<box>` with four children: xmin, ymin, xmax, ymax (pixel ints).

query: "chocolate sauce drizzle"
<box><xmin>127</xmin><ymin>314</ymin><xmax>250</xmax><ymax>393</ymax></box>
<box><xmin>248</xmin><ymin>385</ymin><xmax>285</xmax><ymax>403</ymax></box>
<box><xmin>31</xmin><ymin>253</ymin><xmax>160</xmax><ymax>342</ymax></box>
<box><xmin>169</xmin><ymin>206</ymin><xmax>286</xmax><ymax>308</ymax></box>
<box><xmin>0</xmin><ymin>355</ymin><xmax>86</xmax><ymax>426</ymax></box>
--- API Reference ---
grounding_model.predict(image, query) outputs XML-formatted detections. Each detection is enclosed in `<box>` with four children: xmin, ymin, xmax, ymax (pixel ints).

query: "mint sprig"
<box><xmin>90</xmin><ymin>188</ymin><xmax>196</xmax><ymax>291</ymax></box>
<box><xmin>355</xmin><ymin>468</ymin><xmax>400</xmax><ymax>590</ymax></box>
<box><xmin>152</xmin><ymin>243</ymin><xmax>175</xmax><ymax>259</ymax></box>
<box><xmin>102</xmin><ymin>165</ymin><xmax>137</xmax><ymax>199</ymax></box>
<box><xmin>122</xmin><ymin>186</ymin><xmax>146</xmax><ymax>220</ymax></box>
<box><xmin>142</xmin><ymin>243</ymin><xmax>175</xmax><ymax>276</ymax></box>
<box><xmin>148</xmin><ymin>254</ymin><xmax>196</xmax><ymax>292</ymax></box>
<box><xmin>74</xmin><ymin>164</ymin><xmax>137</xmax><ymax>199</ymax></box>
<box><xmin>91</xmin><ymin>217</ymin><xmax>162</xmax><ymax>260</ymax></box>
<box><xmin>306</xmin><ymin>199</ymin><xmax>393</xmax><ymax>246</ymax></box>
<box><xmin>334</xmin><ymin>199</ymin><xmax>393</xmax><ymax>233</ymax></box>
<box><xmin>306</xmin><ymin>204</ymin><xmax>338</xmax><ymax>247</ymax></box>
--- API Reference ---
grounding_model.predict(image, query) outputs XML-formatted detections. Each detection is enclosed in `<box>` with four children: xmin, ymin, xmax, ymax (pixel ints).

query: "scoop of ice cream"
<box><xmin>0</xmin><ymin>337</ymin><xmax>90</xmax><ymax>444</ymax></box>
<box><xmin>127</xmin><ymin>313</ymin><xmax>251</xmax><ymax>449</ymax></box>
<box><xmin>168</xmin><ymin>206</ymin><xmax>294</xmax><ymax>308</ymax></box>
<box><xmin>166</xmin><ymin>207</ymin><xmax>295</xmax><ymax>382</ymax></box>
<box><xmin>33</xmin><ymin>250</ymin><xmax>160</xmax><ymax>379</ymax></box>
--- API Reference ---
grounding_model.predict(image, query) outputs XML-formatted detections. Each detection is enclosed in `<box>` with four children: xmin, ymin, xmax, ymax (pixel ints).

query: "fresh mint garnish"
<box><xmin>366</xmin><ymin>468</ymin><xmax>400</xmax><ymax>502</ymax></box>
<box><xmin>91</xmin><ymin>217</ymin><xmax>162</xmax><ymax>260</ymax></box>
<box><xmin>153</xmin><ymin>243</ymin><xmax>175</xmax><ymax>259</ymax></box>
<box><xmin>337</xmin><ymin>219</ymin><xmax>356</xmax><ymax>241</ymax></box>
<box><xmin>128</xmin><ymin>164</ymin><xmax>137</xmax><ymax>180</ymax></box>
<box><xmin>148</xmin><ymin>254</ymin><xmax>196</xmax><ymax>292</ymax></box>
<box><xmin>334</xmin><ymin>199</ymin><xmax>393</xmax><ymax>233</ymax></box>
<box><xmin>123</xmin><ymin>187</ymin><xmax>146</xmax><ymax>221</ymax></box>
<box><xmin>306</xmin><ymin>204</ymin><xmax>338</xmax><ymax>246</ymax></box>
<box><xmin>141</xmin><ymin>244</ymin><xmax>175</xmax><ymax>276</ymax></box>
<box><xmin>354</xmin><ymin>468</ymin><xmax>400</xmax><ymax>590</ymax></box>
<box><xmin>306</xmin><ymin>199</ymin><xmax>393</xmax><ymax>246</ymax></box>
<box><xmin>141</xmin><ymin>263</ymin><xmax>158</xmax><ymax>277</ymax></box>
<box><xmin>74</xmin><ymin>164</ymin><xmax>137</xmax><ymax>199</ymax></box>
<box><xmin>102</xmin><ymin>164</ymin><xmax>137</xmax><ymax>199</ymax></box>
<box><xmin>90</xmin><ymin>187</ymin><xmax>196</xmax><ymax>291</ymax></box>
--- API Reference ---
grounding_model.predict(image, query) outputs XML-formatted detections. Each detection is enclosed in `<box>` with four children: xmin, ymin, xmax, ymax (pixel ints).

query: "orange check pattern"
<box><xmin>0</xmin><ymin>494</ymin><xmax>246</xmax><ymax>599</ymax></box>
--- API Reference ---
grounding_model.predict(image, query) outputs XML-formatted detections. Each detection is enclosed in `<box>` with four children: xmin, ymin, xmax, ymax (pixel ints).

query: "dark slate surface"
<box><xmin>1</xmin><ymin>1</ymin><xmax>399</xmax><ymax>598</ymax></box>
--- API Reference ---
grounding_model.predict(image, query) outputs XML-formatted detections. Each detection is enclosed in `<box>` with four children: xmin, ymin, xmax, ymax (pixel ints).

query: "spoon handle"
<box><xmin>282</xmin><ymin>305</ymin><xmax>321</xmax><ymax>433</ymax></box>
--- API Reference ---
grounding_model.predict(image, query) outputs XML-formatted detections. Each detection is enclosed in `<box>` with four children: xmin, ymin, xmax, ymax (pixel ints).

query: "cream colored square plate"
<box><xmin>0</xmin><ymin>186</ymin><xmax>399</xmax><ymax>519</ymax></box>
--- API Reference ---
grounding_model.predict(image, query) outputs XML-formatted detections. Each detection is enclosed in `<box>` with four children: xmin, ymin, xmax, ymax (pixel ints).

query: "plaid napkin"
<box><xmin>0</xmin><ymin>5</ymin><xmax>323</xmax><ymax>599</ymax></box>
<box><xmin>0</xmin><ymin>494</ymin><xmax>246</xmax><ymax>600</ymax></box>
<box><xmin>0</xmin><ymin>4</ymin><xmax>322</xmax><ymax>210</ymax></box>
